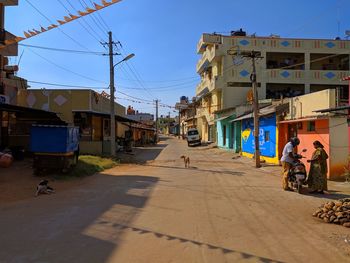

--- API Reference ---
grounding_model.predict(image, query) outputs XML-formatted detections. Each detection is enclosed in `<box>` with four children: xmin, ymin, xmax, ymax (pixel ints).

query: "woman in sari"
<box><xmin>307</xmin><ymin>140</ymin><xmax>329</xmax><ymax>194</ymax></box>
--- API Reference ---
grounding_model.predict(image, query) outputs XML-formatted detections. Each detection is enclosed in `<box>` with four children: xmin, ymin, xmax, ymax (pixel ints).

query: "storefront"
<box><xmin>0</xmin><ymin>103</ymin><xmax>64</xmax><ymax>151</ymax></box>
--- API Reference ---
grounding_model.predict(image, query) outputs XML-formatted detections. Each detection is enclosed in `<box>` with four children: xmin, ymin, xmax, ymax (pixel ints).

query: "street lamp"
<box><xmin>109</xmin><ymin>51</ymin><xmax>135</xmax><ymax>157</ymax></box>
<box><xmin>114</xmin><ymin>53</ymin><xmax>135</xmax><ymax>68</ymax></box>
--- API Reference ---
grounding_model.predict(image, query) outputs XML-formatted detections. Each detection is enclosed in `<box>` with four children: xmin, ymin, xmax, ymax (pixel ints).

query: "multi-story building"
<box><xmin>195</xmin><ymin>30</ymin><xmax>350</xmax><ymax>143</ymax></box>
<box><xmin>0</xmin><ymin>1</ymin><xmax>55</xmax><ymax>152</ymax></box>
<box><xmin>0</xmin><ymin>1</ymin><xmax>26</xmax><ymax>105</ymax></box>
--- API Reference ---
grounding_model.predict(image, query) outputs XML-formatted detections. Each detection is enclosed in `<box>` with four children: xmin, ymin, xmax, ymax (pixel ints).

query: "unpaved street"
<box><xmin>1</xmin><ymin>137</ymin><xmax>350</xmax><ymax>263</ymax></box>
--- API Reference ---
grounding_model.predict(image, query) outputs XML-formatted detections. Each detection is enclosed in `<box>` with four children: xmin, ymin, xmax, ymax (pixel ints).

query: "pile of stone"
<box><xmin>313</xmin><ymin>199</ymin><xmax>350</xmax><ymax>227</ymax></box>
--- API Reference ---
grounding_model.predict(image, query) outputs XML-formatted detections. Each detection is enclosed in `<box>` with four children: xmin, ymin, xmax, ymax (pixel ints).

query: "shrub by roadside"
<box><xmin>59</xmin><ymin>155</ymin><xmax>118</xmax><ymax>179</ymax></box>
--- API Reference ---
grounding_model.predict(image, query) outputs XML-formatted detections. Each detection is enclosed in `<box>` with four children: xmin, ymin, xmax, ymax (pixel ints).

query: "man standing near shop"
<box><xmin>281</xmin><ymin>137</ymin><xmax>300</xmax><ymax>191</ymax></box>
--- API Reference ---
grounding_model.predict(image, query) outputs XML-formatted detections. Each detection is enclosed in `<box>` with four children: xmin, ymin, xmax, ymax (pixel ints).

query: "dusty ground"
<box><xmin>1</xmin><ymin>136</ymin><xmax>350</xmax><ymax>263</ymax></box>
<box><xmin>0</xmin><ymin>159</ymin><xmax>87</xmax><ymax>204</ymax></box>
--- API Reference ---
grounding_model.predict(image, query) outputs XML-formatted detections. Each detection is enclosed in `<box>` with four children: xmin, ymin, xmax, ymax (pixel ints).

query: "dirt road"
<box><xmin>1</xmin><ymin>137</ymin><xmax>350</xmax><ymax>263</ymax></box>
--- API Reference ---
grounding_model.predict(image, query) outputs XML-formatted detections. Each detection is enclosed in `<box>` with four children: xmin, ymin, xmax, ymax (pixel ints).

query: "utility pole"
<box><xmin>245</xmin><ymin>51</ymin><xmax>263</xmax><ymax>168</ymax></box>
<box><xmin>155</xmin><ymin>99</ymin><xmax>159</xmax><ymax>143</ymax></box>
<box><xmin>108</xmin><ymin>31</ymin><xmax>116</xmax><ymax>157</ymax></box>
<box><xmin>178</xmin><ymin>108</ymin><xmax>181</xmax><ymax>139</ymax></box>
<box><xmin>229</xmin><ymin>48</ymin><xmax>262</xmax><ymax>167</ymax></box>
<box><xmin>251</xmin><ymin>52</ymin><xmax>261</xmax><ymax>168</ymax></box>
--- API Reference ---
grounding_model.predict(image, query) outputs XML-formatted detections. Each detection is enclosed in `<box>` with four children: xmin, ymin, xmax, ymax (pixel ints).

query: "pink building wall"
<box><xmin>297</xmin><ymin>119</ymin><xmax>330</xmax><ymax>178</ymax></box>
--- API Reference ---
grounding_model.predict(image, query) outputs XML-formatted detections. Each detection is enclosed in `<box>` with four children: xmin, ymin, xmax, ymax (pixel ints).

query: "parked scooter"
<box><xmin>288</xmin><ymin>149</ymin><xmax>307</xmax><ymax>194</ymax></box>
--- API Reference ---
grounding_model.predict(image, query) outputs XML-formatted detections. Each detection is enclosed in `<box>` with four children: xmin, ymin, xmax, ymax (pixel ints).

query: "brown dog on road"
<box><xmin>180</xmin><ymin>155</ymin><xmax>190</xmax><ymax>168</ymax></box>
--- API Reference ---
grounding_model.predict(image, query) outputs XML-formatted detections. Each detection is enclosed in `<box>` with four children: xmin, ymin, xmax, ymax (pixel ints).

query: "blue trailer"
<box><xmin>30</xmin><ymin>125</ymin><xmax>80</xmax><ymax>174</ymax></box>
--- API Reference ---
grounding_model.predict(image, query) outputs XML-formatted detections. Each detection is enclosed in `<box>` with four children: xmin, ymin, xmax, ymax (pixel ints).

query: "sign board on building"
<box><xmin>175</xmin><ymin>103</ymin><xmax>188</xmax><ymax>110</ymax></box>
<box><xmin>0</xmin><ymin>95</ymin><xmax>9</xmax><ymax>104</ymax></box>
<box><xmin>241</xmin><ymin>114</ymin><xmax>277</xmax><ymax>157</ymax></box>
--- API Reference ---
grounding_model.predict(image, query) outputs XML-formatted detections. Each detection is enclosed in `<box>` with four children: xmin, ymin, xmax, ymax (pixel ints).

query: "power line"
<box><xmin>87</xmin><ymin>0</ymin><xmax>110</xmax><ymax>31</ymax></box>
<box><xmin>26</xmin><ymin>79</ymin><xmax>155</xmax><ymax>104</ymax></box>
<box><xmin>27</xmin><ymin>48</ymin><xmax>107</xmax><ymax>84</ymax></box>
<box><xmin>56</xmin><ymin>0</ymin><xmax>104</xmax><ymax>43</ymax></box>
<box><xmin>19</xmin><ymin>43</ymin><xmax>104</xmax><ymax>55</ymax></box>
<box><xmin>78</xmin><ymin>0</ymin><xmax>107</xmax><ymax>36</ymax></box>
<box><xmin>117</xmin><ymin>75</ymin><xmax>200</xmax><ymax>83</ymax></box>
<box><xmin>27</xmin><ymin>80</ymin><xmax>107</xmax><ymax>89</ymax></box>
<box><xmin>24</xmin><ymin>0</ymin><xmax>92</xmax><ymax>52</ymax></box>
<box><xmin>116</xmin><ymin>79</ymin><xmax>199</xmax><ymax>90</ymax></box>
<box><xmin>118</xmin><ymin>90</ymin><xmax>154</xmax><ymax>102</ymax></box>
<box><xmin>111</xmin><ymin>42</ymin><xmax>154</xmax><ymax>99</ymax></box>
<box><xmin>64</xmin><ymin>0</ymin><xmax>107</xmax><ymax>44</ymax></box>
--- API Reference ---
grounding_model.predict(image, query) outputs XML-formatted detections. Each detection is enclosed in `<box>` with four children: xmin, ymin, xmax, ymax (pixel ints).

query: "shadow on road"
<box><xmin>105</xmin><ymin>222</ymin><xmax>284</xmax><ymax>263</ymax></box>
<box><xmin>117</xmin><ymin>143</ymin><xmax>168</xmax><ymax>164</ymax></box>
<box><xmin>306</xmin><ymin>190</ymin><xmax>350</xmax><ymax>200</ymax></box>
<box><xmin>143</xmin><ymin>163</ymin><xmax>245</xmax><ymax>176</ymax></box>
<box><xmin>0</xmin><ymin>174</ymin><xmax>160</xmax><ymax>263</ymax></box>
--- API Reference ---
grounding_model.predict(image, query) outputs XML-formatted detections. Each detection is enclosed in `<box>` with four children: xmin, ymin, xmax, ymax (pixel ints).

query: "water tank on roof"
<box><xmin>231</xmin><ymin>28</ymin><xmax>246</xmax><ymax>36</ymax></box>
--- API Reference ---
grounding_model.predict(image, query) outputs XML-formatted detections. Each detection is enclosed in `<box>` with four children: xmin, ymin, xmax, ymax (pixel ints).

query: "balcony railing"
<box><xmin>265</xmin><ymin>69</ymin><xmax>305</xmax><ymax>83</ymax></box>
<box><xmin>308</xmin><ymin>70</ymin><xmax>350</xmax><ymax>83</ymax></box>
<box><xmin>264</xmin><ymin>69</ymin><xmax>350</xmax><ymax>84</ymax></box>
<box><xmin>196</xmin><ymin>46</ymin><xmax>224</xmax><ymax>73</ymax></box>
<box><xmin>196</xmin><ymin>76</ymin><xmax>224</xmax><ymax>96</ymax></box>
<box><xmin>197</xmin><ymin>34</ymin><xmax>222</xmax><ymax>54</ymax></box>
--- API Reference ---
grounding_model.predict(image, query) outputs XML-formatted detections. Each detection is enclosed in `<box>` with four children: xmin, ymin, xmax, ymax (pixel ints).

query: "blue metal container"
<box><xmin>30</xmin><ymin>125</ymin><xmax>79</xmax><ymax>153</ymax></box>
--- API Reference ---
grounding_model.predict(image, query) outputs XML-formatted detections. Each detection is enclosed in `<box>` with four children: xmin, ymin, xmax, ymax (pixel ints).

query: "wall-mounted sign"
<box><xmin>242</xmin><ymin>114</ymin><xmax>277</xmax><ymax>157</ymax></box>
<box><xmin>0</xmin><ymin>95</ymin><xmax>9</xmax><ymax>104</ymax></box>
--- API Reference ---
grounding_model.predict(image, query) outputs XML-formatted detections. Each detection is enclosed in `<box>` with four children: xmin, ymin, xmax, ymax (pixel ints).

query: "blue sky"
<box><xmin>6</xmin><ymin>0</ymin><xmax>350</xmax><ymax>116</ymax></box>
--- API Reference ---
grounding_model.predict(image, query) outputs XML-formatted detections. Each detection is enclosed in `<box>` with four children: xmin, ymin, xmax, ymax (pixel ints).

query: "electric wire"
<box><xmin>27</xmin><ymin>79</ymin><xmax>157</xmax><ymax>105</ymax></box>
<box><xmin>87</xmin><ymin>0</ymin><xmax>111</xmax><ymax>31</ymax></box>
<box><xmin>78</xmin><ymin>0</ymin><xmax>107</xmax><ymax>36</ymax></box>
<box><xmin>27</xmin><ymin>80</ymin><xmax>107</xmax><ymax>89</ymax></box>
<box><xmin>113</xmin><ymin>43</ymin><xmax>156</xmax><ymax>99</ymax></box>
<box><xmin>19</xmin><ymin>43</ymin><xmax>104</xmax><ymax>55</ymax></box>
<box><xmin>118</xmin><ymin>75</ymin><xmax>200</xmax><ymax>83</ymax></box>
<box><xmin>56</xmin><ymin>0</ymin><xmax>105</xmax><ymax>43</ymax></box>
<box><xmin>64</xmin><ymin>0</ymin><xmax>108</xmax><ymax>44</ymax></box>
<box><xmin>24</xmin><ymin>0</ymin><xmax>92</xmax><ymax>52</ymax></box>
<box><xmin>27</xmin><ymin>48</ymin><xmax>107</xmax><ymax>84</ymax></box>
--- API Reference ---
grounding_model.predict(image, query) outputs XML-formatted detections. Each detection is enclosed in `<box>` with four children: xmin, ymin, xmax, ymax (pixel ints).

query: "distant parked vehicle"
<box><xmin>186</xmin><ymin>128</ymin><xmax>201</xmax><ymax>147</ymax></box>
<box><xmin>30</xmin><ymin>125</ymin><xmax>80</xmax><ymax>175</ymax></box>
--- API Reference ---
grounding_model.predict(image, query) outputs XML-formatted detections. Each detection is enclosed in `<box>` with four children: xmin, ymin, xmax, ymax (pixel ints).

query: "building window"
<box><xmin>264</xmin><ymin>131</ymin><xmax>270</xmax><ymax>142</ymax></box>
<box><xmin>307</xmin><ymin>121</ymin><xmax>315</xmax><ymax>132</ymax></box>
<box><xmin>297</xmin><ymin>122</ymin><xmax>303</xmax><ymax>130</ymax></box>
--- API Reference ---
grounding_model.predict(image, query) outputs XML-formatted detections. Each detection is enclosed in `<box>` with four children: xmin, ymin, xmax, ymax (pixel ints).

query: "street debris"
<box><xmin>313</xmin><ymin>199</ymin><xmax>350</xmax><ymax>227</ymax></box>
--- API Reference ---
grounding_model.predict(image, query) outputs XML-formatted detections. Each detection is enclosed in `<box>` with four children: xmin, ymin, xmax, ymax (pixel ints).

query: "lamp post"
<box><xmin>109</xmin><ymin>32</ymin><xmax>134</xmax><ymax>157</ymax></box>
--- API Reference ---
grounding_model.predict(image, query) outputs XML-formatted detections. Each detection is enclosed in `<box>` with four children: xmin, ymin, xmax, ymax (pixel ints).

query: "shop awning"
<box><xmin>230</xmin><ymin>112</ymin><xmax>253</xmax><ymax>122</ymax></box>
<box><xmin>72</xmin><ymin>110</ymin><xmax>139</xmax><ymax>123</ymax></box>
<box><xmin>314</xmin><ymin>105</ymin><xmax>350</xmax><ymax>113</ymax></box>
<box><xmin>130</xmin><ymin>124</ymin><xmax>155</xmax><ymax>131</ymax></box>
<box><xmin>229</xmin><ymin>104</ymin><xmax>282</xmax><ymax>123</ymax></box>
<box><xmin>214</xmin><ymin>114</ymin><xmax>235</xmax><ymax>122</ymax></box>
<box><xmin>0</xmin><ymin>103</ymin><xmax>65</xmax><ymax>124</ymax></box>
<box><xmin>279</xmin><ymin>116</ymin><xmax>328</xmax><ymax>124</ymax></box>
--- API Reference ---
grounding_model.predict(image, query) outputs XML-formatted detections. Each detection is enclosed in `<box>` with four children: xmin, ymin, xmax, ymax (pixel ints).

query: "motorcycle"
<box><xmin>288</xmin><ymin>149</ymin><xmax>307</xmax><ymax>194</ymax></box>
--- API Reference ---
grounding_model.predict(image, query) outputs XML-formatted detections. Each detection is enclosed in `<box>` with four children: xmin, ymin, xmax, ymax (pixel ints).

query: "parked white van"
<box><xmin>186</xmin><ymin>128</ymin><xmax>201</xmax><ymax>146</ymax></box>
